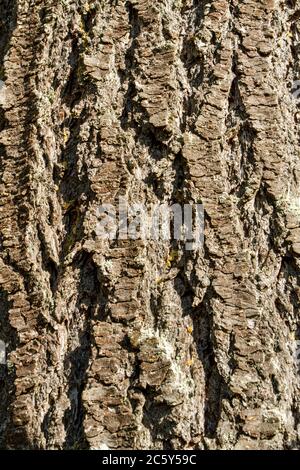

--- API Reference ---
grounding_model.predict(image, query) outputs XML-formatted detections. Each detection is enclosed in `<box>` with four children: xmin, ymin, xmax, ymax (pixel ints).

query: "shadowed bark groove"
<box><xmin>0</xmin><ymin>0</ymin><xmax>300</xmax><ymax>450</ymax></box>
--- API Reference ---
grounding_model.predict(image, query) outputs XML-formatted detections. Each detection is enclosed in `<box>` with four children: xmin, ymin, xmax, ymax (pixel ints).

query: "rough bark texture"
<box><xmin>0</xmin><ymin>0</ymin><xmax>300</xmax><ymax>450</ymax></box>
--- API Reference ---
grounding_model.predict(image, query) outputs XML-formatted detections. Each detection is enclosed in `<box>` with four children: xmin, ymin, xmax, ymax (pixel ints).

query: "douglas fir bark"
<box><xmin>0</xmin><ymin>0</ymin><xmax>300</xmax><ymax>450</ymax></box>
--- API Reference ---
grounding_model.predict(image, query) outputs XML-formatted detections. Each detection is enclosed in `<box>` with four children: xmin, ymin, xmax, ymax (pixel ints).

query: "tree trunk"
<box><xmin>0</xmin><ymin>0</ymin><xmax>300</xmax><ymax>450</ymax></box>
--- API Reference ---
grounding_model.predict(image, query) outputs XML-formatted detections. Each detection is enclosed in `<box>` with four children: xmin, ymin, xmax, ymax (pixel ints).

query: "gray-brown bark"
<box><xmin>0</xmin><ymin>0</ymin><xmax>300</xmax><ymax>450</ymax></box>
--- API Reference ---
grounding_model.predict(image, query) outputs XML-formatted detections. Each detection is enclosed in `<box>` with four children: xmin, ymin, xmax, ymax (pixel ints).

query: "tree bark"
<box><xmin>0</xmin><ymin>0</ymin><xmax>300</xmax><ymax>450</ymax></box>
